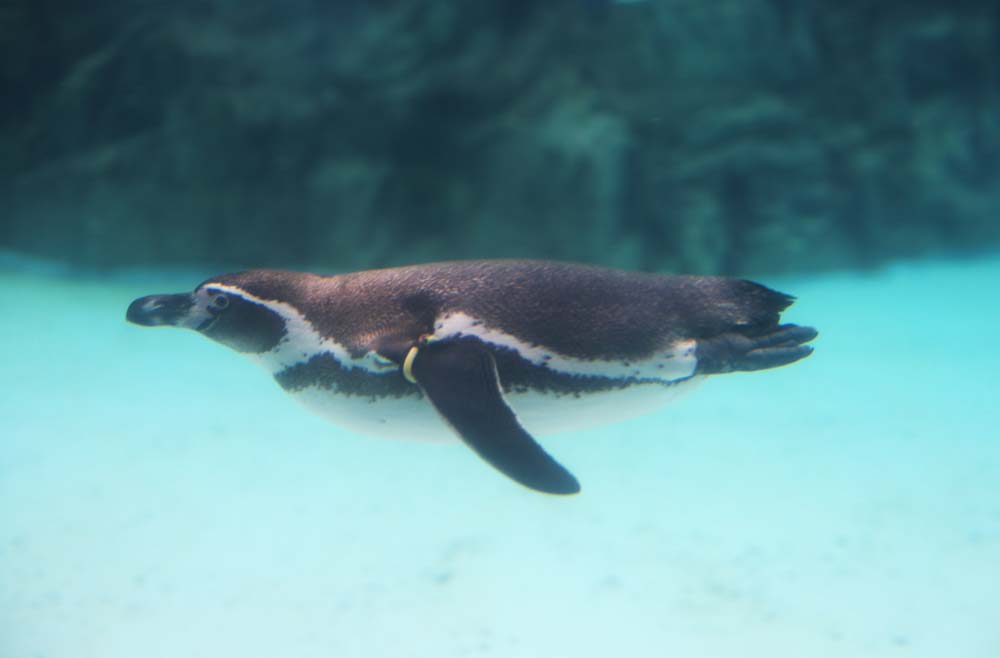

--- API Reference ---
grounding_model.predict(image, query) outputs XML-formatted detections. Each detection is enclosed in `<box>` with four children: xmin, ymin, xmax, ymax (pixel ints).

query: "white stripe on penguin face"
<box><xmin>203</xmin><ymin>284</ymin><xmax>394</xmax><ymax>374</ymax></box>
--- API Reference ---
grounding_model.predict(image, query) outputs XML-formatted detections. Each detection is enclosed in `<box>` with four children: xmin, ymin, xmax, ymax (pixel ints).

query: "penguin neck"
<box><xmin>201</xmin><ymin>282</ymin><xmax>348</xmax><ymax>375</ymax></box>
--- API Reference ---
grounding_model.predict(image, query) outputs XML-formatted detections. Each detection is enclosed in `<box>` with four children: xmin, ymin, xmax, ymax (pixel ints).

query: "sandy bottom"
<box><xmin>1</xmin><ymin>256</ymin><xmax>998</xmax><ymax>658</ymax></box>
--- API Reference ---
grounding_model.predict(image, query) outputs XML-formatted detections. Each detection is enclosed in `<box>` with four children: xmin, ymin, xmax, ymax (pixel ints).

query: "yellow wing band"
<box><xmin>402</xmin><ymin>345</ymin><xmax>419</xmax><ymax>384</ymax></box>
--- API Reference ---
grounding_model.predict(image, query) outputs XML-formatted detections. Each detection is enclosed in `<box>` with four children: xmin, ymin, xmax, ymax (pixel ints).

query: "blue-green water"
<box><xmin>1</xmin><ymin>256</ymin><xmax>999</xmax><ymax>657</ymax></box>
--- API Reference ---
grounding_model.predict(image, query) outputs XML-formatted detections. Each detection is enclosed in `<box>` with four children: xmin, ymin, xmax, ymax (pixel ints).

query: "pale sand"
<box><xmin>1</xmin><ymin>257</ymin><xmax>998</xmax><ymax>658</ymax></box>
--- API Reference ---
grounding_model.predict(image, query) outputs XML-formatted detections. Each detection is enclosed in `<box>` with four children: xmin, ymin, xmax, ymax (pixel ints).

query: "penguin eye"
<box><xmin>209</xmin><ymin>294</ymin><xmax>230</xmax><ymax>311</ymax></box>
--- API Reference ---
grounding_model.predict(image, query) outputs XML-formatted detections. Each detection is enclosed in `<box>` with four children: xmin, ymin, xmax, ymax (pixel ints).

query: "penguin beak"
<box><xmin>126</xmin><ymin>293</ymin><xmax>194</xmax><ymax>327</ymax></box>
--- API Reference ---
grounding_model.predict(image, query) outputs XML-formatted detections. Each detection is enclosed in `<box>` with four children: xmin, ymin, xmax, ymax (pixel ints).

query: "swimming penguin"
<box><xmin>126</xmin><ymin>260</ymin><xmax>817</xmax><ymax>495</ymax></box>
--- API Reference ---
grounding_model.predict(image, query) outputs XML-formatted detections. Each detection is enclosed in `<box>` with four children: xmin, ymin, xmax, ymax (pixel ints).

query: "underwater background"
<box><xmin>2</xmin><ymin>2</ymin><xmax>999</xmax><ymax>657</ymax></box>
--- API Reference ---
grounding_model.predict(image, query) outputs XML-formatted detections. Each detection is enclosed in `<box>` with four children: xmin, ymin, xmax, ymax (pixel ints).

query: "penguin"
<box><xmin>126</xmin><ymin>260</ymin><xmax>817</xmax><ymax>495</ymax></box>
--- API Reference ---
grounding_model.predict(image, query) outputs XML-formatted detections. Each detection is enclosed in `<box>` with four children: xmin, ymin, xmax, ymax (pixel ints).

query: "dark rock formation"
<box><xmin>2</xmin><ymin>0</ymin><xmax>999</xmax><ymax>274</ymax></box>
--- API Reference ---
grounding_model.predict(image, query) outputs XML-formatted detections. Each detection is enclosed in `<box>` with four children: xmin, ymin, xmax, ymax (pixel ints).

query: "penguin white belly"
<box><xmin>511</xmin><ymin>376</ymin><xmax>704</xmax><ymax>436</ymax></box>
<box><xmin>285</xmin><ymin>376</ymin><xmax>705</xmax><ymax>441</ymax></box>
<box><xmin>288</xmin><ymin>386</ymin><xmax>450</xmax><ymax>441</ymax></box>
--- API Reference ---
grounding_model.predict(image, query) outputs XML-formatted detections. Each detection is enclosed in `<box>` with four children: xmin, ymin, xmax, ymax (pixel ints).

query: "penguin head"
<box><xmin>126</xmin><ymin>270</ymin><xmax>304</xmax><ymax>354</ymax></box>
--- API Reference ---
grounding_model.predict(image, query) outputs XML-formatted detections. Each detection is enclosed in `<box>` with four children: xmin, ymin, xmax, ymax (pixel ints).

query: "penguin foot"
<box><xmin>695</xmin><ymin>324</ymin><xmax>818</xmax><ymax>374</ymax></box>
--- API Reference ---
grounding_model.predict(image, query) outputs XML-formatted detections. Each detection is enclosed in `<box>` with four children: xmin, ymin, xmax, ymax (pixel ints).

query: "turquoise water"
<box><xmin>2</xmin><ymin>256</ymin><xmax>998</xmax><ymax>657</ymax></box>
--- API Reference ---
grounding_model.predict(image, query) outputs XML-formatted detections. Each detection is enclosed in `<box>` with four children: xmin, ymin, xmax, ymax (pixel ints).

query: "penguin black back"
<box><xmin>205</xmin><ymin>260</ymin><xmax>795</xmax><ymax>359</ymax></box>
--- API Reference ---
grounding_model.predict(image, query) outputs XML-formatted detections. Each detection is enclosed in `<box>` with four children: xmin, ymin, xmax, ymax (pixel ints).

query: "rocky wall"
<box><xmin>2</xmin><ymin>0</ymin><xmax>998</xmax><ymax>274</ymax></box>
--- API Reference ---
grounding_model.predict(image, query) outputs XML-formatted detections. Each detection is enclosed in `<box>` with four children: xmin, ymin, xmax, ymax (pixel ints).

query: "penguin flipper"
<box><xmin>409</xmin><ymin>339</ymin><xmax>581</xmax><ymax>495</ymax></box>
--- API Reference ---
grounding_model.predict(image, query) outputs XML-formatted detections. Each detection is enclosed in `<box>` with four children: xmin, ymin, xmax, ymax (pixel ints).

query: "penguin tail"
<box><xmin>694</xmin><ymin>324</ymin><xmax>818</xmax><ymax>374</ymax></box>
